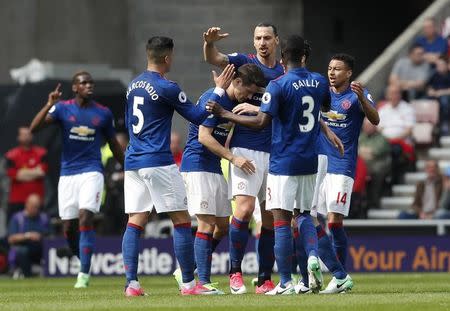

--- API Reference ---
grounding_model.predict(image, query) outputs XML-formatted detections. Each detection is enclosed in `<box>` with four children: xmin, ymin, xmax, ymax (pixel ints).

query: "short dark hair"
<box><xmin>255</xmin><ymin>22</ymin><xmax>278</xmax><ymax>37</ymax></box>
<box><xmin>281</xmin><ymin>35</ymin><xmax>306</xmax><ymax>64</ymax></box>
<box><xmin>235</xmin><ymin>64</ymin><xmax>266</xmax><ymax>88</ymax></box>
<box><xmin>409</xmin><ymin>43</ymin><xmax>424</xmax><ymax>53</ymax></box>
<box><xmin>146</xmin><ymin>36</ymin><xmax>174</xmax><ymax>64</ymax></box>
<box><xmin>72</xmin><ymin>71</ymin><xmax>91</xmax><ymax>84</ymax></box>
<box><xmin>330</xmin><ymin>53</ymin><xmax>354</xmax><ymax>71</ymax></box>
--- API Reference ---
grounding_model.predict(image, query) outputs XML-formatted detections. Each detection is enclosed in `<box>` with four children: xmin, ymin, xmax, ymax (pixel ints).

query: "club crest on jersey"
<box><xmin>341</xmin><ymin>99</ymin><xmax>351</xmax><ymax>110</ymax></box>
<box><xmin>91</xmin><ymin>116</ymin><xmax>100</xmax><ymax>126</ymax></box>
<box><xmin>262</xmin><ymin>92</ymin><xmax>271</xmax><ymax>104</ymax></box>
<box><xmin>69</xmin><ymin>115</ymin><xmax>77</xmax><ymax>123</ymax></box>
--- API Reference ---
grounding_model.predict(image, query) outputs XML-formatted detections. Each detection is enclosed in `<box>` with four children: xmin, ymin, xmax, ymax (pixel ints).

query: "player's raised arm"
<box><xmin>171</xmin><ymin>64</ymin><xmax>235</xmax><ymax>125</ymax></box>
<box><xmin>203</xmin><ymin>27</ymin><xmax>230</xmax><ymax>68</ymax></box>
<box><xmin>198</xmin><ymin>125</ymin><xmax>255</xmax><ymax>175</ymax></box>
<box><xmin>350</xmin><ymin>81</ymin><xmax>379</xmax><ymax>125</ymax></box>
<box><xmin>29</xmin><ymin>83</ymin><xmax>62</xmax><ymax>133</ymax></box>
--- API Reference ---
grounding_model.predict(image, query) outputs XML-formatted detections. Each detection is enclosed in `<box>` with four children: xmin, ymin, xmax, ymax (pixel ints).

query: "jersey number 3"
<box><xmin>299</xmin><ymin>95</ymin><xmax>315</xmax><ymax>133</ymax></box>
<box><xmin>132</xmin><ymin>96</ymin><xmax>144</xmax><ymax>134</ymax></box>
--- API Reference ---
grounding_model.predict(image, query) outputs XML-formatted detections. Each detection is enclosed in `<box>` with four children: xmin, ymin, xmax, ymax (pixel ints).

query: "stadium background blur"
<box><xmin>1</xmin><ymin>0</ymin><xmax>450</xmax><ymax>279</ymax></box>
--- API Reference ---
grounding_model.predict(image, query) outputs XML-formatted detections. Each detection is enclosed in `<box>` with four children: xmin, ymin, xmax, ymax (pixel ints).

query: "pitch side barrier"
<box><xmin>42</xmin><ymin>219</ymin><xmax>450</xmax><ymax>276</ymax></box>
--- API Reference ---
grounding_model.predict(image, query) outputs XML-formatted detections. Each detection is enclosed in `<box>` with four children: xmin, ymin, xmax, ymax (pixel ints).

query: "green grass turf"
<box><xmin>0</xmin><ymin>273</ymin><xmax>450</xmax><ymax>311</ymax></box>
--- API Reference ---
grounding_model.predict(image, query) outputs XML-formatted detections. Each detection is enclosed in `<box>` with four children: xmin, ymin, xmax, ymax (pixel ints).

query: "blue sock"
<box><xmin>257</xmin><ymin>227</ymin><xmax>274</xmax><ymax>284</ymax></box>
<box><xmin>274</xmin><ymin>220</ymin><xmax>292</xmax><ymax>285</ymax></box>
<box><xmin>195</xmin><ymin>232</ymin><xmax>213</xmax><ymax>284</ymax></box>
<box><xmin>79</xmin><ymin>226</ymin><xmax>95</xmax><ymax>274</ymax></box>
<box><xmin>317</xmin><ymin>225</ymin><xmax>347</xmax><ymax>279</ymax></box>
<box><xmin>173</xmin><ymin>223</ymin><xmax>195</xmax><ymax>283</ymax></box>
<box><xmin>122</xmin><ymin>223</ymin><xmax>142</xmax><ymax>284</ymax></box>
<box><xmin>229</xmin><ymin>217</ymin><xmax>249</xmax><ymax>274</ymax></box>
<box><xmin>329</xmin><ymin>222</ymin><xmax>348</xmax><ymax>268</ymax></box>
<box><xmin>293</xmin><ymin>228</ymin><xmax>308</xmax><ymax>284</ymax></box>
<box><xmin>255</xmin><ymin>233</ymin><xmax>260</xmax><ymax>263</ymax></box>
<box><xmin>296</xmin><ymin>213</ymin><xmax>318</xmax><ymax>258</ymax></box>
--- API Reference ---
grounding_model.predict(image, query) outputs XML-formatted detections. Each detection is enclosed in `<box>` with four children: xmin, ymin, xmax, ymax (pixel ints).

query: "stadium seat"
<box><xmin>411</xmin><ymin>99</ymin><xmax>439</xmax><ymax>124</ymax></box>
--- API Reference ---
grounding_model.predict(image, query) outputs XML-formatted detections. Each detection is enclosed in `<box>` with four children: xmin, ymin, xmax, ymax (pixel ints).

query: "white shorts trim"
<box><xmin>124</xmin><ymin>164</ymin><xmax>188</xmax><ymax>214</ymax></box>
<box><xmin>58</xmin><ymin>171</ymin><xmax>104</xmax><ymax>220</ymax></box>
<box><xmin>229</xmin><ymin>147</ymin><xmax>269</xmax><ymax>202</ymax></box>
<box><xmin>182</xmin><ymin>171</ymin><xmax>231</xmax><ymax>217</ymax></box>
<box><xmin>317</xmin><ymin>173</ymin><xmax>354</xmax><ymax>217</ymax></box>
<box><xmin>265</xmin><ymin>173</ymin><xmax>316</xmax><ymax>213</ymax></box>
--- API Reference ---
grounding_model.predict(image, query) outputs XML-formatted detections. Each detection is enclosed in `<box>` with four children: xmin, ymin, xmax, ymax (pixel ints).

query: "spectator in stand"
<box><xmin>378</xmin><ymin>83</ymin><xmax>416</xmax><ymax>184</ymax></box>
<box><xmin>8</xmin><ymin>193</ymin><xmax>49</xmax><ymax>278</ymax></box>
<box><xmin>399</xmin><ymin>160</ymin><xmax>443</xmax><ymax>219</ymax></box>
<box><xmin>426</xmin><ymin>57</ymin><xmax>450</xmax><ymax>135</ymax></box>
<box><xmin>102</xmin><ymin>132</ymin><xmax>128</xmax><ymax>235</ymax></box>
<box><xmin>5</xmin><ymin>127</ymin><xmax>48</xmax><ymax>223</ymax></box>
<box><xmin>389</xmin><ymin>44</ymin><xmax>431</xmax><ymax>101</ymax></box>
<box><xmin>359</xmin><ymin>118</ymin><xmax>392</xmax><ymax>209</ymax></box>
<box><xmin>414</xmin><ymin>17</ymin><xmax>448</xmax><ymax>65</ymax></box>
<box><xmin>170</xmin><ymin>131</ymin><xmax>183</xmax><ymax>166</ymax></box>
<box><xmin>436</xmin><ymin>166</ymin><xmax>450</xmax><ymax>219</ymax></box>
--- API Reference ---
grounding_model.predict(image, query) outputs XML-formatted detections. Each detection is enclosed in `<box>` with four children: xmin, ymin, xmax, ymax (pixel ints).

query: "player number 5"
<box><xmin>132</xmin><ymin>96</ymin><xmax>144</xmax><ymax>134</ymax></box>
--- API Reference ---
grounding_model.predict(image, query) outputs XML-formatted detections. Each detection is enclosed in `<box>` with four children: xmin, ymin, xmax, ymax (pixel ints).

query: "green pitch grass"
<box><xmin>1</xmin><ymin>273</ymin><xmax>449</xmax><ymax>311</ymax></box>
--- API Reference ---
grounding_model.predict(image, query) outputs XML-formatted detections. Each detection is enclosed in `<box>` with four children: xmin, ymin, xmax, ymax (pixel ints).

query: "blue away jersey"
<box><xmin>180</xmin><ymin>89</ymin><xmax>235</xmax><ymax>174</ymax></box>
<box><xmin>318</xmin><ymin>86</ymin><xmax>375</xmax><ymax>178</ymax></box>
<box><xmin>48</xmin><ymin>99</ymin><xmax>115</xmax><ymax>176</ymax></box>
<box><xmin>227</xmin><ymin>53</ymin><xmax>284</xmax><ymax>153</ymax></box>
<box><xmin>125</xmin><ymin>71</ymin><xmax>220</xmax><ymax>170</ymax></box>
<box><xmin>260</xmin><ymin>67</ymin><xmax>330</xmax><ymax>175</ymax></box>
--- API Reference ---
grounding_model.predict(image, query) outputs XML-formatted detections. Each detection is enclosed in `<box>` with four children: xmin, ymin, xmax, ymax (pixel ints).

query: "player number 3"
<box><xmin>299</xmin><ymin>95</ymin><xmax>315</xmax><ymax>133</ymax></box>
<box><xmin>132</xmin><ymin>96</ymin><xmax>144</xmax><ymax>134</ymax></box>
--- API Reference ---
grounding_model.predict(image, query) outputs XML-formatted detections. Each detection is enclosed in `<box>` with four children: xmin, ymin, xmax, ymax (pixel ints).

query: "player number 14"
<box><xmin>336</xmin><ymin>192</ymin><xmax>347</xmax><ymax>205</ymax></box>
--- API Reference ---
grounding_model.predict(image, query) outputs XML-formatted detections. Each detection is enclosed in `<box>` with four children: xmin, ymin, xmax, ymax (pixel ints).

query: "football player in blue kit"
<box><xmin>203</xmin><ymin>23</ymin><xmax>284</xmax><ymax>294</ymax></box>
<box><xmin>30</xmin><ymin>71</ymin><xmax>124</xmax><ymax>289</ymax></box>
<box><xmin>207</xmin><ymin>35</ymin><xmax>342</xmax><ymax>295</ymax></box>
<box><xmin>180</xmin><ymin>63</ymin><xmax>266</xmax><ymax>295</ymax></box>
<box><xmin>313</xmin><ymin>53</ymin><xmax>379</xmax><ymax>294</ymax></box>
<box><xmin>121</xmin><ymin>36</ymin><xmax>234</xmax><ymax>296</ymax></box>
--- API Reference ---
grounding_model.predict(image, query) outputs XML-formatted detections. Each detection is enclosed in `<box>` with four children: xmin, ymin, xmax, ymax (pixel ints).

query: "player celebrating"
<box><xmin>315</xmin><ymin>53</ymin><xmax>379</xmax><ymax>294</ymax></box>
<box><xmin>203</xmin><ymin>23</ymin><xmax>283</xmax><ymax>294</ymax></box>
<box><xmin>207</xmin><ymin>35</ymin><xmax>340</xmax><ymax>295</ymax></box>
<box><xmin>29</xmin><ymin>72</ymin><xmax>124</xmax><ymax>288</ymax></box>
<box><xmin>122</xmin><ymin>36</ymin><xmax>233</xmax><ymax>296</ymax></box>
<box><xmin>180</xmin><ymin>63</ymin><xmax>266</xmax><ymax>295</ymax></box>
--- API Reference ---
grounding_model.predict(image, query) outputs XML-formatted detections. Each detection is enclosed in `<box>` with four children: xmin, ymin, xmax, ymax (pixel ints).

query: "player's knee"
<box><xmin>328</xmin><ymin>212</ymin><xmax>344</xmax><ymax>223</ymax></box>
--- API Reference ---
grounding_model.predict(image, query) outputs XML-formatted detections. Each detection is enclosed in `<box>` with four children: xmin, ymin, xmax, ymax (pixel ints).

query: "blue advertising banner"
<box><xmin>43</xmin><ymin>236</ymin><xmax>450</xmax><ymax>276</ymax></box>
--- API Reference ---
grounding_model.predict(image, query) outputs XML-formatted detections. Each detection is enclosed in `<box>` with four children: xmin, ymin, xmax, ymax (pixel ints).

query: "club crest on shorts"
<box><xmin>341</xmin><ymin>99</ymin><xmax>351</xmax><ymax>110</ymax></box>
<box><xmin>184</xmin><ymin>197</ymin><xmax>188</xmax><ymax>206</ymax></box>
<box><xmin>200</xmin><ymin>201</ymin><xmax>208</xmax><ymax>209</ymax></box>
<box><xmin>238</xmin><ymin>182</ymin><xmax>246</xmax><ymax>190</ymax></box>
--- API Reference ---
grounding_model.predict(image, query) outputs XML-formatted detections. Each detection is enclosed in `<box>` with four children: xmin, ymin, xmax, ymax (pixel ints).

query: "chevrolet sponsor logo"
<box><xmin>322</xmin><ymin>110</ymin><xmax>347</xmax><ymax>121</ymax></box>
<box><xmin>70</xmin><ymin>126</ymin><xmax>95</xmax><ymax>136</ymax></box>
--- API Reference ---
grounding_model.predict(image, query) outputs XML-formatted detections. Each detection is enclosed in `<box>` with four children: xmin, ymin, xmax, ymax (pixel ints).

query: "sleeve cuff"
<box><xmin>213</xmin><ymin>87</ymin><xmax>225</xmax><ymax>97</ymax></box>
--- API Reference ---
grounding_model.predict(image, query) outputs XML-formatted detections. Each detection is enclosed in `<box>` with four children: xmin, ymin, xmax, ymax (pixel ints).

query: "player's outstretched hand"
<box><xmin>206</xmin><ymin>100</ymin><xmax>225</xmax><ymax>116</ymax></box>
<box><xmin>231</xmin><ymin>156</ymin><xmax>256</xmax><ymax>175</ymax></box>
<box><xmin>203</xmin><ymin>27</ymin><xmax>229</xmax><ymax>44</ymax></box>
<box><xmin>350</xmin><ymin>81</ymin><xmax>364</xmax><ymax>100</ymax></box>
<box><xmin>232</xmin><ymin>103</ymin><xmax>259</xmax><ymax>115</ymax></box>
<box><xmin>48</xmin><ymin>83</ymin><xmax>62</xmax><ymax>106</ymax></box>
<box><xmin>212</xmin><ymin>64</ymin><xmax>235</xmax><ymax>90</ymax></box>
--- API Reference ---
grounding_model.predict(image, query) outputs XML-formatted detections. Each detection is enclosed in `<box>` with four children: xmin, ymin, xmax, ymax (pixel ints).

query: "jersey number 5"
<box><xmin>132</xmin><ymin>96</ymin><xmax>144</xmax><ymax>134</ymax></box>
<box><xmin>299</xmin><ymin>95</ymin><xmax>315</xmax><ymax>133</ymax></box>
